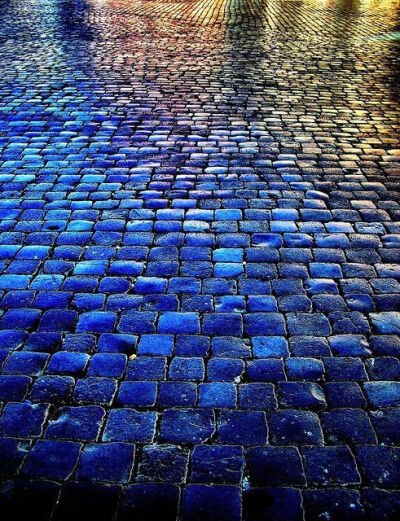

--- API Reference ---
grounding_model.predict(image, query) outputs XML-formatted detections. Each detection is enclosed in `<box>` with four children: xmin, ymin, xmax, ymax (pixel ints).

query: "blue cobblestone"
<box><xmin>76</xmin><ymin>443</ymin><xmax>135</xmax><ymax>483</ymax></box>
<box><xmin>0</xmin><ymin>0</ymin><xmax>400</xmax><ymax>518</ymax></box>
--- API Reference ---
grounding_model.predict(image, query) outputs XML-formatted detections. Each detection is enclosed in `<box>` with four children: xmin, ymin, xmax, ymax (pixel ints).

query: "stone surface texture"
<box><xmin>0</xmin><ymin>0</ymin><xmax>399</xmax><ymax>519</ymax></box>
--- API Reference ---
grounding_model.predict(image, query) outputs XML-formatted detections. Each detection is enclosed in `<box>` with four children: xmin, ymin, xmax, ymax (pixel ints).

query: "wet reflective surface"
<box><xmin>0</xmin><ymin>1</ymin><xmax>399</xmax><ymax>520</ymax></box>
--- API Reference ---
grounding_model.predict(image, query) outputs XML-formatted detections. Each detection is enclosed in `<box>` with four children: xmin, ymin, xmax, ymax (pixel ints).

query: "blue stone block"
<box><xmin>137</xmin><ymin>444</ymin><xmax>188</xmax><ymax>484</ymax></box>
<box><xmin>246</xmin><ymin>359</ymin><xmax>285</xmax><ymax>381</ymax></box>
<box><xmin>0</xmin><ymin>330</ymin><xmax>27</xmax><ymax>350</ymax></box>
<box><xmin>126</xmin><ymin>356</ymin><xmax>166</xmax><ymax>381</ymax></box>
<box><xmin>273</xmin><ymin>279</ymin><xmax>304</xmax><ymax>296</ymax></box>
<box><xmin>158</xmin><ymin>312</ymin><xmax>199</xmax><ymax>334</ymax></box>
<box><xmin>62</xmin><ymin>333</ymin><xmax>95</xmax><ymax>353</ymax></box>
<box><xmin>190</xmin><ymin>445</ymin><xmax>243</xmax><ymax>484</ymax></box>
<box><xmin>269</xmin><ymin>410</ymin><xmax>323</xmax><ymax>444</ymax></box>
<box><xmin>3</xmin><ymin>352</ymin><xmax>48</xmax><ymax>376</ymax></box>
<box><xmin>21</xmin><ymin>440</ymin><xmax>81</xmax><ymax>479</ymax></box>
<box><xmin>34</xmin><ymin>291</ymin><xmax>72</xmax><ymax>309</ymax></box>
<box><xmin>72</xmin><ymin>293</ymin><xmax>105</xmax><ymax>311</ymax></box>
<box><xmin>312</xmin><ymin>295</ymin><xmax>346</xmax><ymax>312</ymax></box>
<box><xmin>160</xmin><ymin>409</ymin><xmax>215</xmax><ymax>443</ymax></box>
<box><xmin>356</xmin><ymin>446</ymin><xmax>400</xmax><ymax>488</ymax></box>
<box><xmin>252</xmin><ymin>336</ymin><xmax>289</xmax><ymax>357</ymax></box>
<box><xmin>134</xmin><ymin>277</ymin><xmax>167</xmax><ymax>294</ymax></box>
<box><xmin>117</xmin><ymin>381</ymin><xmax>157</xmax><ymax>406</ymax></box>
<box><xmin>325</xmin><ymin>382</ymin><xmax>366</xmax><ymax>408</ymax></box>
<box><xmin>103</xmin><ymin>409</ymin><xmax>157</xmax><ymax>442</ymax></box>
<box><xmin>244</xmin><ymin>313</ymin><xmax>285</xmax><ymax>336</ymax></box>
<box><xmin>88</xmin><ymin>353</ymin><xmax>127</xmax><ymax>378</ymax></box>
<box><xmin>370</xmin><ymin>312</ymin><xmax>400</xmax><ymax>334</ymax></box>
<box><xmin>0</xmin><ymin>438</ymin><xmax>28</xmax><ymax>476</ymax></box>
<box><xmin>322</xmin><ymin>409</ymin><xmax>376</xmax><ymax>443</ymax></box>
<box><xmin>304</xmin><ymin>489</ymin><xmax>363</xmax><ymax>521</ymax></box>
<box><xmin>305</xmin><ymin>278</ymin><xmax>338</xmax><ymax>295</ymax></box>
<box><xmin>76</xmin><ymin>311</ymin><xmax>116</xmax><ymax>333</ymax></box>
<box><xmin>202</xmin><ymin>313</ymin><xmax>243</xmax><ymax>336</ymax></box>
<box><xmin>137</xmin><ymin>334</ymin><xmax>174</xmax><ymax>355</ymax></box>
<box><xmin>218</xmin><ymin>411</ymin><xmax>268</xmax><ymax>445</ymax></box>
<box><xmin>303</xmin><ymin>446</ymin><xmax>360</xmax><ymax>486</ymax></box>
<box><xmin>98</xmin><ymin>333</ymin><xmax>137</xmax><ymax>354</ymax></box>
<box><xmin>252</xmin><ymin>233</ymin><xmax>282</xmax><ymax>247</ymax></box>
<box><xmin>310</xmin><ymin>263</ymin><xmax>342</xmax><ymax>278</ymax></box>
<box><xmin>212</xmin><ymin>337</ymin><xmax>251</xmax><ymax>358</ymax></box>
<box><xmin>247</xmin><ymin>446</ymin><xmax>305</xmax><ymax>486</ymax></box>
<box><xmin>213</xmin><ymin>248</ymin><xmax>243</xmax><ymax>262</ymax></box>
<box><xmin>108</xmin><ymin>261</ymin><xmax>143</xmax><ymax>276</ymax></box>
<box><xmin>181</xmin><ymin>295</ymin><xmax>212</xmax><ymax>313</ymax></box>
<box><xmin>199</xmin><ymin>383</ymin><xmax>237</xmax><ymax>407</ymax></box>
<box><xmin>0</xmin><ymin>375</ymin><xmax>31</xmax><ymax>401</ymax></box>
<box><xmin>239</xmin><ymin>383</ymin><xmax>277</xmax><ymax>409</ymax></box>
<box><xmin>38</xmin><ymin>310</ymin><xmax>77</xmax><ymax>332</ymax></box>
<box><xmin>62</xmin><ymin>276</ymin><xmax>98</xmax><ymax>292</ymax></box>
<box><xmin>214</xmin><ymin>263</ymin><xmax>243</xmax><ymax>277</ymax></box>
<box><xmin>214</xmin><ymin>295</ymin><xmax>245</xmax><ymax>312</ymax></box>
<box><xmin>168</xmin><ymin>277</ymin><xmax>201</xmax><ymax>294</ymax></box>
<box><xmin>30</xmin><ymin>375</ymin><xmax>74</xmax><ymax>403</ymax></box>
<box><xmin>30</xmin><ymin>274</ymin><xmax>64</xmax><ymax>289</ymax></box>
<box><xmin>203</xmin><ymin>279</ymin><xmax>236</xmax><ymax>297</ymax></box>
<box><xmin>0</xmin><ymin>275</ymin><xmax>31</xmax><ymax>290</ymax></box>
<box><xmin>46</xmin><ymin>352</ymin><xmax>89</xmax><ymax>375</ymax></box>
<box><xmin>45</xmin><ymin>405</ymin><xmax>105</xmax><ymax>441</ymax></box>
<box><xmin>287</xmin><ymin>312</ymin><xmax>331</xmax><ymax>336</ymax></box>
<box><xmin>74</xmin><ymin>377</ymin><xmax>117</xmax><ymax>405</ymax></box>
<box><xmin>366</xmin><ymin>357</ymin><xmax>400</xmax><ymax>380</ymax></box>
<box><xmin>329</xmin><ymin>334</ymin><xmax>370</xmax><ymax>356</ymax></box>
<box><xmin>371</xmin><ymin>407</ymin><xmax>400</xmax><ymax>446</ymax></box>
<box><xmin>329</xmin><ymin>311</ymin><xmax>370</xmax><ymax>334</ymax></box>
<box><xmin>324</xmin><ymin>357</ymin><xmax>368</xmax><ymax>381</ymax></box>
<box><xmin>169</xmin><ymin>357</ymin><xmax>204</xmax><ymax>381</ymax></box>
<box><xmin>143</xmin><ymin>294</ymin><xmax>178</xmax><ymax>311</ymax></box>
<box><xmin>0</xmin><ymin>402</ymin><xmax>48</xmax><ymax>437</ymax></box>
<box><xmin>1</xmin><ymin>290</ymin><xmax>34</xmax><ymax>308</ymax></box>
<box><xmin>247</xmin><ymin>295</ymin><xmax>277</xmax><ymax>311</ymax></box>
<box><xmin>106</xmin><ymin>294</ymin><xmax>142</xmax><ymax>312</ymax></box>
<box><xmin>286</xmin><ymin>358</ymin><xmax>324</xmax><ymax>380</ymax></box>
<box><xmin>175</xmin><ymin>335</ymin><xmax>210</xmax><ymax>356</ymax></box>
<box><xmin>279</xmin><ymin>382</ymin><xmax>326</xmax><ymax>408</ymax></box>
<box><xmin>290</xmin><ymin>336</ymin><xmax>331</xmax><ymax>356</ymax></box>
<box><xmin>158</xmin><ymin>382</ymin><xmax>197</xmax><ymax>407</ymax></box>
<box><xmin>364</xmin><ymin>382</ymin><xmax>400</xmax><ymax>407</ymax></box>
<box><xmin>118</xmin><ymin>311</ymin><xmax>157</xmax><ymax>334</ymax></box>
<box><xmin>371</xmin><ymin>335</ymin><xmax>400</xmax><ymax>356</ymax></box>
<box><xmin>76</xmin><ymin>443</ymin><xmax>135</xmax><ymax>483</ymax></box>
<box><xmin>207</xmin><ymin>358</ymin><xmax>244</xmax><ymax>382</ymax></box>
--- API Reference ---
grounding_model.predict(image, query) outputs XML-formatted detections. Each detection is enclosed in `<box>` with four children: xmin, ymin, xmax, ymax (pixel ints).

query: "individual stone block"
<box><xmin>218</xmin><ymin>411</ymin><xmax>268</xmax><ymax>445</ymax></box>
<box><xmin>137</xmin><ymin>444</ymin><xmax>189</xmax><ymax>483</ymax></box>
<box><xmin>160</xmin><ymin>409</ymin><xmax>215</xmax><ymax>443</ymax></box>
<box><xmin>190</xmin><ymin>445</ymin><xmax>244</xmax><ymax>484</ymax></box>
<box><xmin>76</xmin><ymin>443</ymin><xmax>135</xmax><ymax>483</ymax></box>
<box><xmin>103</xmin><ymin>409</ymin><xmax>157</xmax><ymax>443</ymax></box>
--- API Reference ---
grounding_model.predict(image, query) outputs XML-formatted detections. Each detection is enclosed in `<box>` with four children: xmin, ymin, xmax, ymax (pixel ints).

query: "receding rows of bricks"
<box><xmin>1</xmin><ymin>307</ymin><xmax>400</xmax><ymax>336</ymax></box>
<box><xmin>0</xmin><ymin>365</ymin><xmax>398</xmax><ymax>404</ymax></box>
<box><xmin>0</xmin><ymin>426</ymin><xmax>400</xmax><ymax>489</ymax></box>
<box><xmin>1</xmin><ymin>352</ymin><xmax>399</xmax><ymax>438</ymax></box>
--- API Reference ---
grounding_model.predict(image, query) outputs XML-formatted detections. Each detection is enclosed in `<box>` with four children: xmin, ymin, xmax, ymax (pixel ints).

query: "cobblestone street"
<box><xmin>0</xmin><ymin>0</ymin><xmax>399</xmax><ymax>519</ymax></box>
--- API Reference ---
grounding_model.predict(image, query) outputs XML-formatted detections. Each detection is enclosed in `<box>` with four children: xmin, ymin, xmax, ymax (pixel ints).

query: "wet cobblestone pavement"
<box><xmin>0</xmin><ymin>0</ymin><xmax>400</xmax><ymax>519</ymax></box>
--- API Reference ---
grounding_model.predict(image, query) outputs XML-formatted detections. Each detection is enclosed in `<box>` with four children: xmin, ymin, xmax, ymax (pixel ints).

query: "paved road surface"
<box><xmin>0</xmin><ymin>0</ymin><xmax>399</xmax><ymax>519</ymax></box>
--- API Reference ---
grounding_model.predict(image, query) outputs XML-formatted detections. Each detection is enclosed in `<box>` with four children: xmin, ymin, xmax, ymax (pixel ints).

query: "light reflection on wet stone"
<box><xmin>0</xmin><ymin>0</ymin><xmax>399</xmax><ymax>520</ymax></box>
